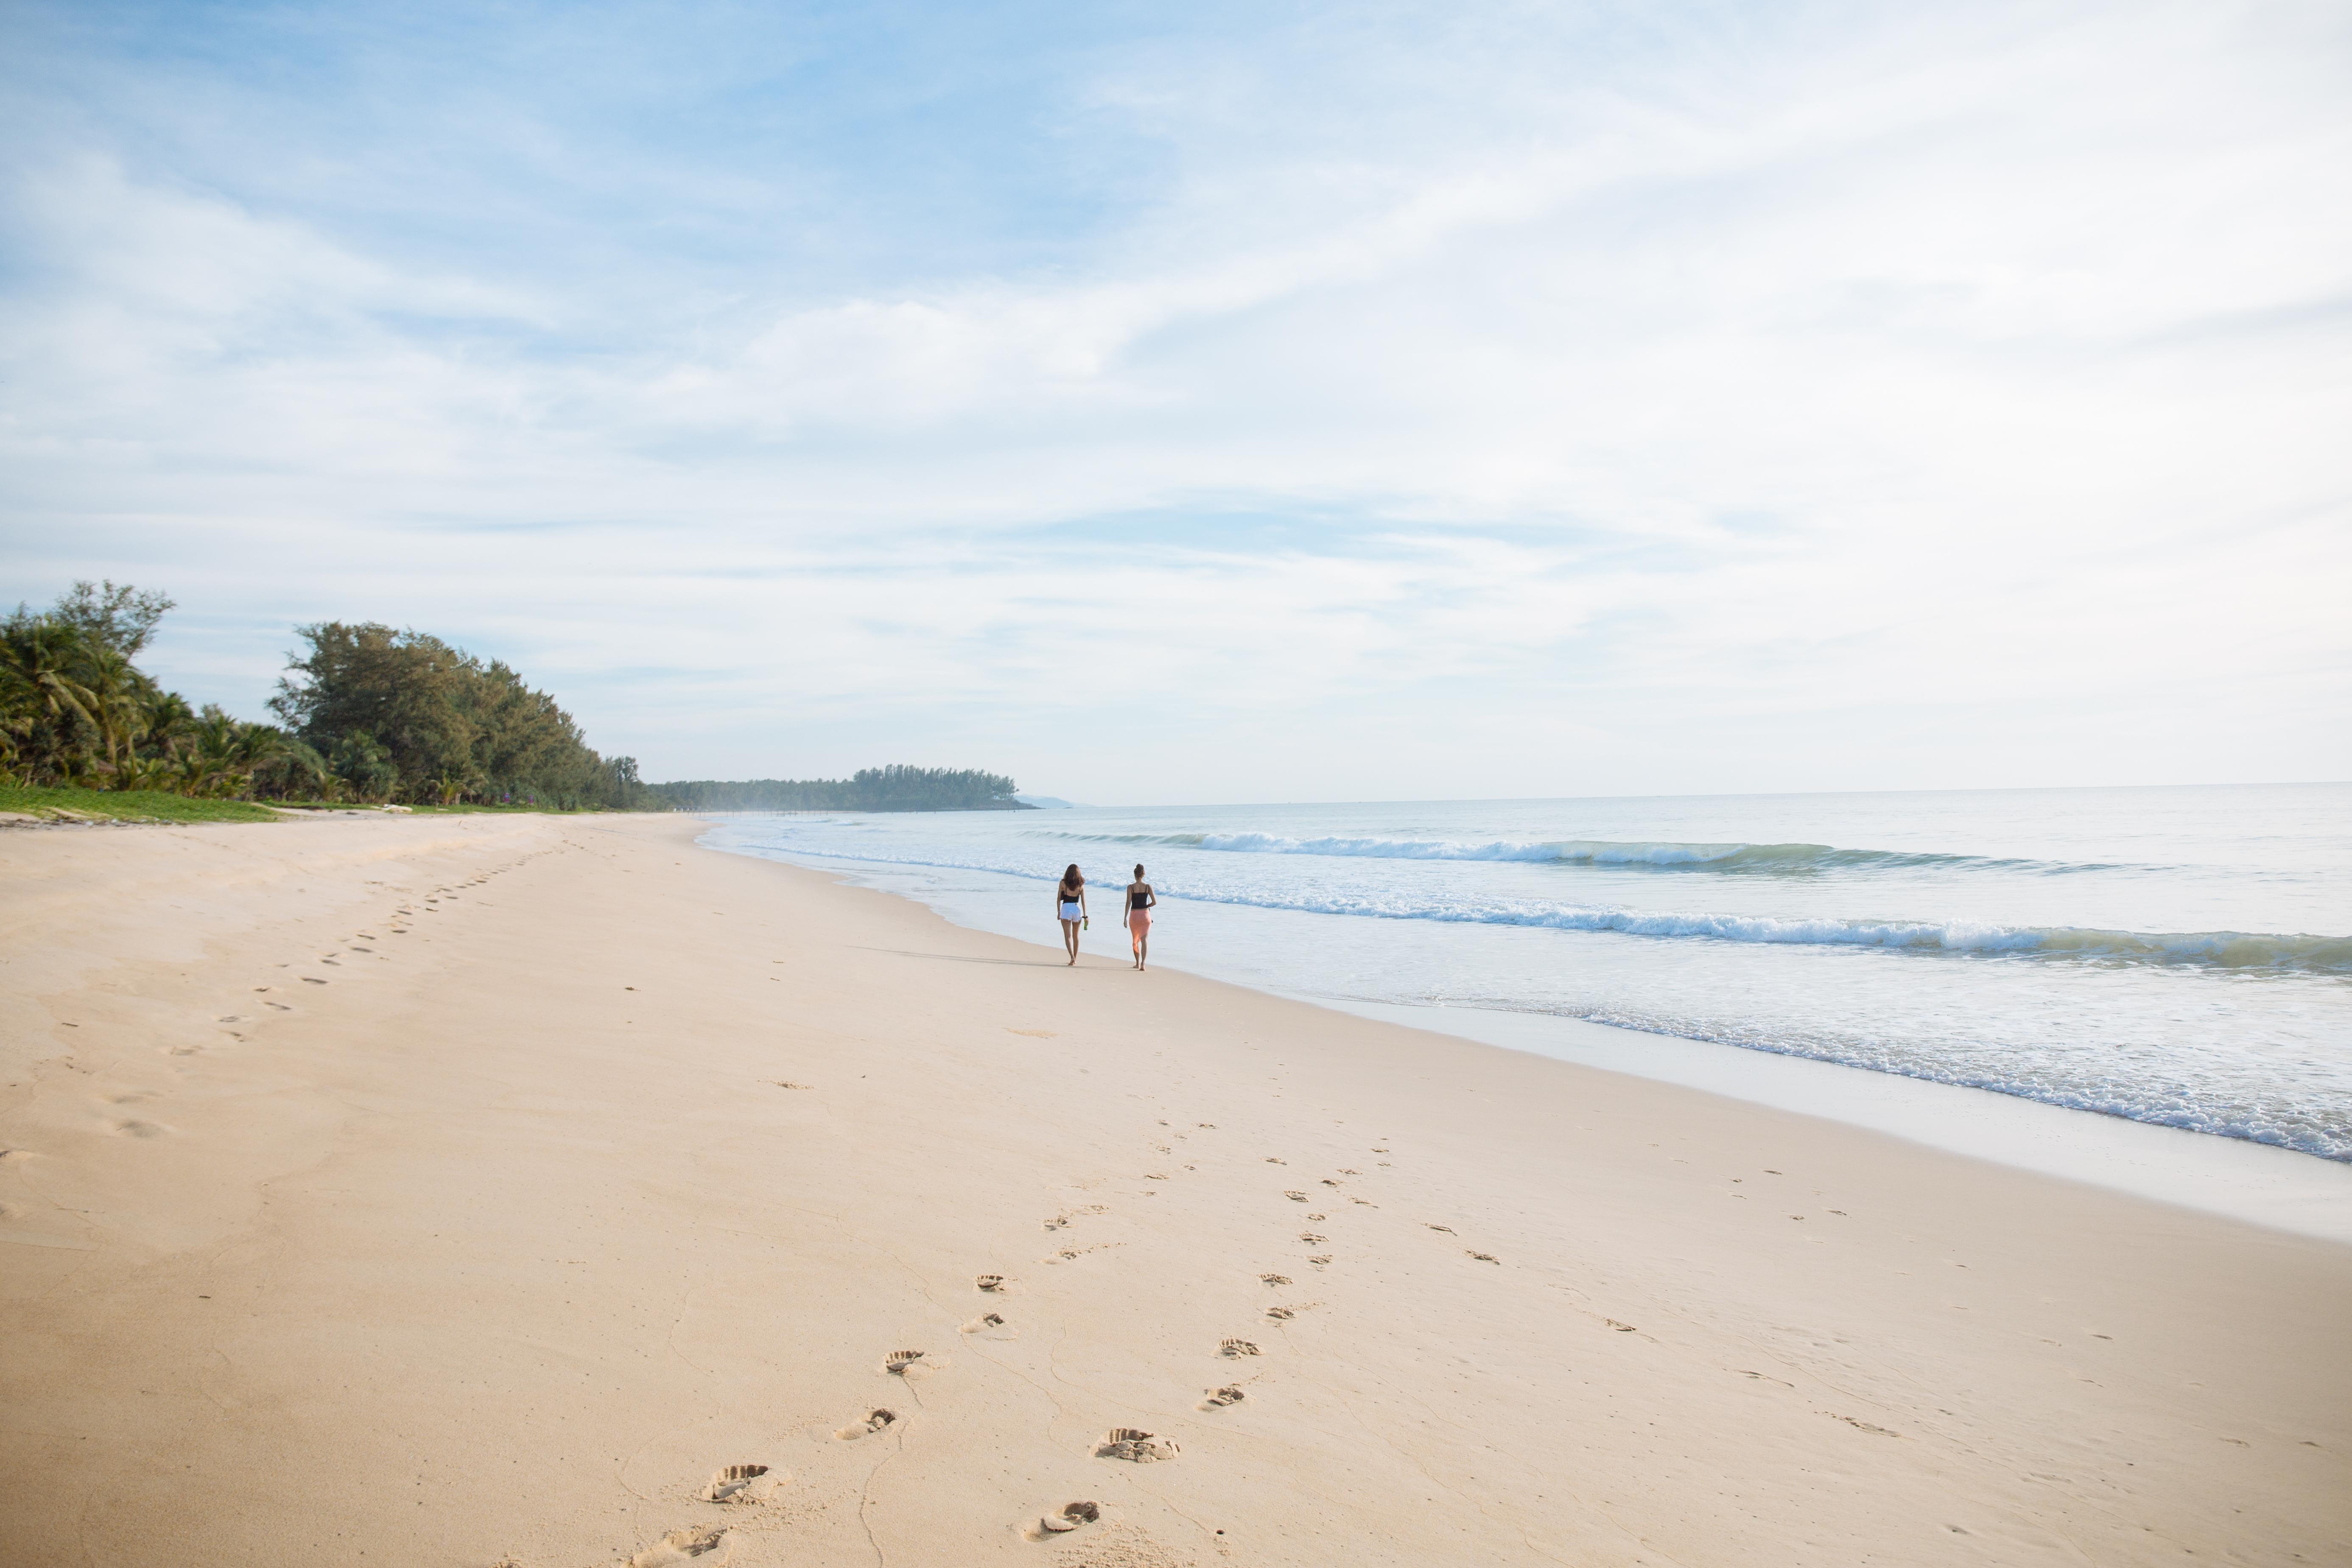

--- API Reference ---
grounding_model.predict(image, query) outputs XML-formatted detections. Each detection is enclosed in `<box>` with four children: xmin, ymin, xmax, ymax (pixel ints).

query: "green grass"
<box><xmin>0</xmin><ymin>783</ymin><xmax>283</xmax><ymax>825</ymax></box>
<box><xmin>267</xmin><ymin>800</ymin><xmax>632</xmax><ymax>815</ymax></box>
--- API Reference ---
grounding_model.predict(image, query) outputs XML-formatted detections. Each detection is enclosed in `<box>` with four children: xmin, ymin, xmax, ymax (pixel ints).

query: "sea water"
<box><xmin>700</xmin><ymin>784</ymin><xmax>2352</xmax><ymax>1176</ymax></box>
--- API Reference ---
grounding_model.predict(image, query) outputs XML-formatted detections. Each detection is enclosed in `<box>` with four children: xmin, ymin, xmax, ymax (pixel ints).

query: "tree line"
<box><xmin>649</xmin><ymin>766</ymin><xmax>1027</xmax><ymax>812</ymax></box>
<box><xmin>2</xmin><ymin>582</ymin><xmax>651</xmax><ymax>809</ymax></box>
<box><xmin>6</xmin><ymin>582</ymin><xmax>1025</xmax><ymax>814</ymax></box>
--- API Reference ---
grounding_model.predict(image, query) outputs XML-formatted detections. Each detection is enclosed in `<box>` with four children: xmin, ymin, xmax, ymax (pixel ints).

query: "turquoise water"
<box><xmin>702</xmin><ymin>783</ymin><xmax>2352</xmax><ymax>1162</ymax></box>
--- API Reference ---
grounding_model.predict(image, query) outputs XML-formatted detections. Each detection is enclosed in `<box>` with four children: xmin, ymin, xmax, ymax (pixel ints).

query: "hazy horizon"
<box><xmin>6</xmin><ymin>0</ymin><xmax>2347</xmax><ymax>805</ymax></box>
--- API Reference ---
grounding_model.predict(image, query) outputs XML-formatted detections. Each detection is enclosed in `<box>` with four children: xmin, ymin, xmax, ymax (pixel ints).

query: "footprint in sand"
<box><xmin>976</xmin><ymin>1274</ymin><xmax>1007</xmax><ymax>1292</ymax></box>
<box><xmin>1264</xmin><ymin>1306</ymin><xmax>1295</xmax><ymax>1321</ymax></box>
<box><xmin>1425</xmin><ymin>1224</ymin><xmax>1454</xmax><ymax>1233</ymax></box>
<box><xmin>1305</xmin><ymin>1212</ymin><xmax>1326</xmax><ymax>1221</ymax></box>
<box><xmin>1198</xmin><ymin>1386</ymin><xmax>1247</xmax><ymax>1410</ymax></box>
<box><xmin>1025</xmin><ymin>1501</ymin><xmax>1102</xmax><ymax>1540</ymax></box>
<box><xmin>1095</xmin><ymin>1428</ymin><xmax>1179</xmax><ymax>1463</ymax></box>
<box><xmin>1264</xmin><ymin>1157</ymin><xmax>1286</xmax><ymax>1165</ymax></box>
<box><xmin>960</xmin><ymin>1312</ymin><xmax>1015</xmax><ymax>1337</ymax></box>
<box><xmin>1298</xmin><ymin>1232</ymin><xmax>1325</xmax><ymax>1244</ymax></box>
<box><xmin>1219</xmin><ymin>1339</ymin><xmax>1261</xmax><ymax>1358</ymax></box>
<box><xmin>1467</xmin><ymin>1251</ymin><xmax>1499</xmax><ymax>1264</ymax></box>
<box><xmin>300</xmin><ymin>977</ymin><xmax>327</xmax><ymax>985</ymax></box>
<box><xmin>835</xmin><ymin>1409</ymin><xmax>898</xmax><ymax>1440</ymax></box>
<box><xmin>1284</xmin><ymin>1191</ymin><xmax>1308</xmax><ymax>1201</ymax></box>
<box><xmin>1307</xmin><ymin>1254</ymin><xmax>1333</xmax><ymax>1266</ymax></box>
<box><xmin>628</xmin><ymin>1525</ymin><xmax>727</xmax><ymax>1565</ymax></box>
<box><xmin>1259</xmin><ymin>1274</ymin><xmax>1290</xmax><ymax>1286</ymax></box>
<box><xmin>702</xmin><ymin>1463</ymin><xmax>772</xmax><ymax>1502</ymax></box>
<box><xmin>883</xmin><ymin>1350</ymin><xmax>928</xmax><ymax>1375</ymax></box>
<box><xmin>114</xmin><ymin>1121</ymin><xmax>168</xmax><ymax>1138</ymax></box>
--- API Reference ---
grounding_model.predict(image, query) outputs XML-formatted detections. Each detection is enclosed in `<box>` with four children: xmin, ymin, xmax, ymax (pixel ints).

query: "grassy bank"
<box><xmin>0</xmin><ymin>783</ymin><xmax>283</xmax><ymax>825</ymax></box>
<box><xmin>272</xmin><ymin>801</ymin><xmax>649</xmax><ymax>815</ymax></box>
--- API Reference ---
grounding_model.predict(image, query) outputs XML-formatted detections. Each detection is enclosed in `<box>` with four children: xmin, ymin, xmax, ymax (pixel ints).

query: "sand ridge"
<box><xmin>1</xmin><ymin>813</ymin><xmax>2347</xmax><ymax>1565</ymax></box>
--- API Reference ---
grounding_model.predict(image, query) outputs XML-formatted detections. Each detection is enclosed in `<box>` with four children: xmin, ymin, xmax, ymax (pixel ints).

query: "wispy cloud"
<box><xmin>3</xmin><ymin>0</ymin><xmax>2346</xmax><ymax>798</ymax></box>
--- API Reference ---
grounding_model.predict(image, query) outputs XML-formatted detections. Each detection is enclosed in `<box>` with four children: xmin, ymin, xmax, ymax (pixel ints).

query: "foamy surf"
<box><xmin>1035</xmin><ymin>828</ymin><xmax>2125</xmax><ymax>876</ymax></box>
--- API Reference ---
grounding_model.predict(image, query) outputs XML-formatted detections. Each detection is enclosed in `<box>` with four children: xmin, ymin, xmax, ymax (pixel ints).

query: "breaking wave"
<box><xmin>1172</xmin><ymin>888</ymin><xmax>2352</xmax><ymax>973</ymax></box>
<box><xmin>1029</xmin><ymin>830</ymin><xmax>2125</xmax><ymax>876</ymax></box>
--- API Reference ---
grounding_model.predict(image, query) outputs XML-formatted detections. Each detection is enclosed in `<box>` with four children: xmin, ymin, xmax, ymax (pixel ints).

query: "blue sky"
<box><xmin>4</xmin><ymin>0</ymin><xmax>2347</xmax><ymax>802</ymax></box>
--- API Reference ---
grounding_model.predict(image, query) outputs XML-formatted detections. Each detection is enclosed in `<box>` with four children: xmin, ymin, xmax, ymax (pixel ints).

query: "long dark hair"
<box><xmin>1133</xmin><ymin>864</ymin><xmax>1146</xmax><ymax>879</ymax></box>
<box><xmin>1062</xmin><ymin>863</ymin><xmax>1083</xmax><ymax>889</ymax></box>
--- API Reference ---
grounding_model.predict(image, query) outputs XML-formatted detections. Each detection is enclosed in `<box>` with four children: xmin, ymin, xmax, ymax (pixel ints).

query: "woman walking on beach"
<box><xmin>1125</xmin><ymin>864</ymin><xmax>1157</xmax><ymax>971</ymax></box>
<box><xmin>1056</xmin><ymin>863</ymin><xmax>1088</xmax><ymax>965</ymax></box>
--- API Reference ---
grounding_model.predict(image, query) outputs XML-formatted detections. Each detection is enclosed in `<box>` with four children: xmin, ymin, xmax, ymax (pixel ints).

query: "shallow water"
<box><xmin>702</xmin><ymin>783</ymin><xmax>2352</xmax><ymax>1164</ymax></box>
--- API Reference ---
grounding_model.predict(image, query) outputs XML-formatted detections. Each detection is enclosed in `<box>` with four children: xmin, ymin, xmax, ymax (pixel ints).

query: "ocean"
<box><xmin>699</xmin><ymin>783</ymin><xmax>2352</xmax><ymax>1168</ymax></box>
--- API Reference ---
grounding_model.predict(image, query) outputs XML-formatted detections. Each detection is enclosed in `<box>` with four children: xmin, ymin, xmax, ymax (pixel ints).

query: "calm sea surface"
<box><xmin>701</xmin><ymin>784</ymin><xmax>2352</xmax><ymax>1163</ymax></box>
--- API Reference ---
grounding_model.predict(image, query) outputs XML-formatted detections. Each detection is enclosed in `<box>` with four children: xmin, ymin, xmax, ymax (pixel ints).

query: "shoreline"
<box><xmin>3</xmin><ymin>814</ymin><xmax>2346</xmax><ymax>1565</ymax></box>
<box><xmin>717</xmin><ymin>841</ymin><xmax>2352</xmax><ymax>1244</ymax></box>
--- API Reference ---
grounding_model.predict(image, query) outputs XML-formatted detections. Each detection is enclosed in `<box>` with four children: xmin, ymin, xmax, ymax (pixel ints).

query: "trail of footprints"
<box><xmin>560</xmin><ymin>1110</ymin><xmax>1549</xmax><ymax>1559</ymax></box>
<box><xmin>39</xmin><ymin>860</ymin><xmax>538</xmax><ymax>1152</ymax></box>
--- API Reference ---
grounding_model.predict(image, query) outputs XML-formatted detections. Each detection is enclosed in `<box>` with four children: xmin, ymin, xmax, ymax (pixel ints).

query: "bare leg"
<box><xmin>1063</xmin><ymin>919</ymin><xmax>1079</xmax><ymax>964</ymax></box>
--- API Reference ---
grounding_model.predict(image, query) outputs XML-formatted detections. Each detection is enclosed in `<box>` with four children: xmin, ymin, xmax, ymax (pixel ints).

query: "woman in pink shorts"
<box><xmin>1124</xmin><ymin>864</ymin><xmax>1157</xmax><ymax>971</ymax></box>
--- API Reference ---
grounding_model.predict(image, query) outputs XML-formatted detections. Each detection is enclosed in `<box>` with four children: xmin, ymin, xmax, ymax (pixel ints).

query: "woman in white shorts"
<box><xmin>1055</xmin><ymin>863</ymin><xmax>1088</xmax><ymax>966</ymax></box>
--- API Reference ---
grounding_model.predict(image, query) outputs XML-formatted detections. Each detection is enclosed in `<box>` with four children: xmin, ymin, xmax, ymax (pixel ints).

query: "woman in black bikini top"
<box><xmin>1055</xmin><ymin>864</ymin><xmax>1086</xmax><ymax>966</ymax></box>
<box><xmin>1124</xmin><ymin>864</ymin><xmax>1156</xmax><ymax>972</ymax></box>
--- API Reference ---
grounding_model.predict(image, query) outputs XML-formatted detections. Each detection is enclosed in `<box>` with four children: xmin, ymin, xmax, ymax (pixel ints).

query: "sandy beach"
<box><xmin>3</xmin><ymin>812</ymin><xmax>2346</xmax><ymax>1567</ymax></box>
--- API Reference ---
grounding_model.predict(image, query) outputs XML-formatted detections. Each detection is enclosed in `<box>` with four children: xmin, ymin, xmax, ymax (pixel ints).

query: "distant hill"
<box><xmin>648</xmin><ymin>765</ymin><xmax>1027</xmax><ymax>813</ymax></box>
<box><xmin>1014</xmin><ymin>794</ymin><xmax>1082</xmax><ymax>809</ymax></box>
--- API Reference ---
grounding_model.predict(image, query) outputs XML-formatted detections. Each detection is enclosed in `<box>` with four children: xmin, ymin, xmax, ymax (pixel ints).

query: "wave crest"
<box><xmin>1029</xmin><ymin>829</ymin><xmax>2119</xmax><ymax>875</ymax></box>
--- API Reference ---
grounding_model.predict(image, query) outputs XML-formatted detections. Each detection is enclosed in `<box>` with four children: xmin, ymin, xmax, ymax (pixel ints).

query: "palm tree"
<box><xmin>79</xmin><ymin>645</ymin><xmax>152</xmax><ymax>776</ymax></box>
<box><xmin>167</xmin><ymin>709</ymin><xmax>242</xmax><ymax>797</ymax></box>
<box><xmin>141</xmin><ymin>690</ymin><xmax>196</xmax><ymax>759</ymax></box>
<box><xmin>113</xmin><ymin>754</ymin><xmax>176</xmax><ymax>792</ymax></box>
<box><xmin>1</xmin><ymin>620</ymin><xmax>98</xmax><ymax>737</ymax></box>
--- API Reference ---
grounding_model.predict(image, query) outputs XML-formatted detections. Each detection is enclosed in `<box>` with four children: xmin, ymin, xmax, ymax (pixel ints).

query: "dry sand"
<box><xmin>2</xmin><ymin>812</ymin><xmax>2346</xmax><ymax>1566</ymax></box>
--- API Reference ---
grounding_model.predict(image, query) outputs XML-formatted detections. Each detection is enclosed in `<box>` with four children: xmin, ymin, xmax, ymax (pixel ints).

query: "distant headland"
<box><xmin>648</xmin><ymin>766</ymin><xmax>1030</xmax><ymax>813</ymax></box>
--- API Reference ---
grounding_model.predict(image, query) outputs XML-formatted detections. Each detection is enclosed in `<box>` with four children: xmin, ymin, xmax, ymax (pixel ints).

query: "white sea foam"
<box><xmin>1044</xmin><ymin>828</ymin><xmax>2120</xmax><ymax>876</ymax></box>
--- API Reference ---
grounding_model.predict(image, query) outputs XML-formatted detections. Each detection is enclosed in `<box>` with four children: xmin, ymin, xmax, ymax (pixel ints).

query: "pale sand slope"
<box><xmin>2</xmin><ymin>815</ymin><xmax>2346</xmax><ymax>1568</ymax></box>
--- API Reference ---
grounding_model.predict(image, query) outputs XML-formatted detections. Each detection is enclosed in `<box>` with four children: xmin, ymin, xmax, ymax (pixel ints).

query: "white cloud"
<box><xmin>2</xmin><ymin>0</ymin><xmax>2347</xmax><ymax>799</ymax></box>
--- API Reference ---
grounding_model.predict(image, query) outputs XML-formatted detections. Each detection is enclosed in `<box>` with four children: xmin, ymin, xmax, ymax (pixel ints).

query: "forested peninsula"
<box><xmin>648</xmin><ymin>767</ymin><xmax>1027</xmax><ymax>813</ymax></box>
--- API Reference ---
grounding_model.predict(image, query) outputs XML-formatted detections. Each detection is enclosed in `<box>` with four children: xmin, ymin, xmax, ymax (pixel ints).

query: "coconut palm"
<box><xmin>141</xmin><ymin>690</ymin><xmax>196</xmax><ymax>759</ymax></box>
<box><xmin>78</xmin><ymin>645</ymin><xmax>153</xmax><ymax>775</ymax></box>
<box><xmin>1</xmin><ymin>620</ymin><xmax>98</xmax><ymax>735</ymax></box>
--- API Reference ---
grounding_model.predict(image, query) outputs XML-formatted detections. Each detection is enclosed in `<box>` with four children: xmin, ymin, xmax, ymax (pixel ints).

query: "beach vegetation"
<box><xmin>270</xmin><ymin>622</ymin><xmax>653</xmax><ymax>809</ymax></box>
<box><xmin>0</xmin><ymin>782</ymin><xmax>283</xmax><ymax>825</ymax></box>
<box><xmin>3</xmin><ymin>583</ymin><xmax>654</xmax><ymax>811</ymax></box>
